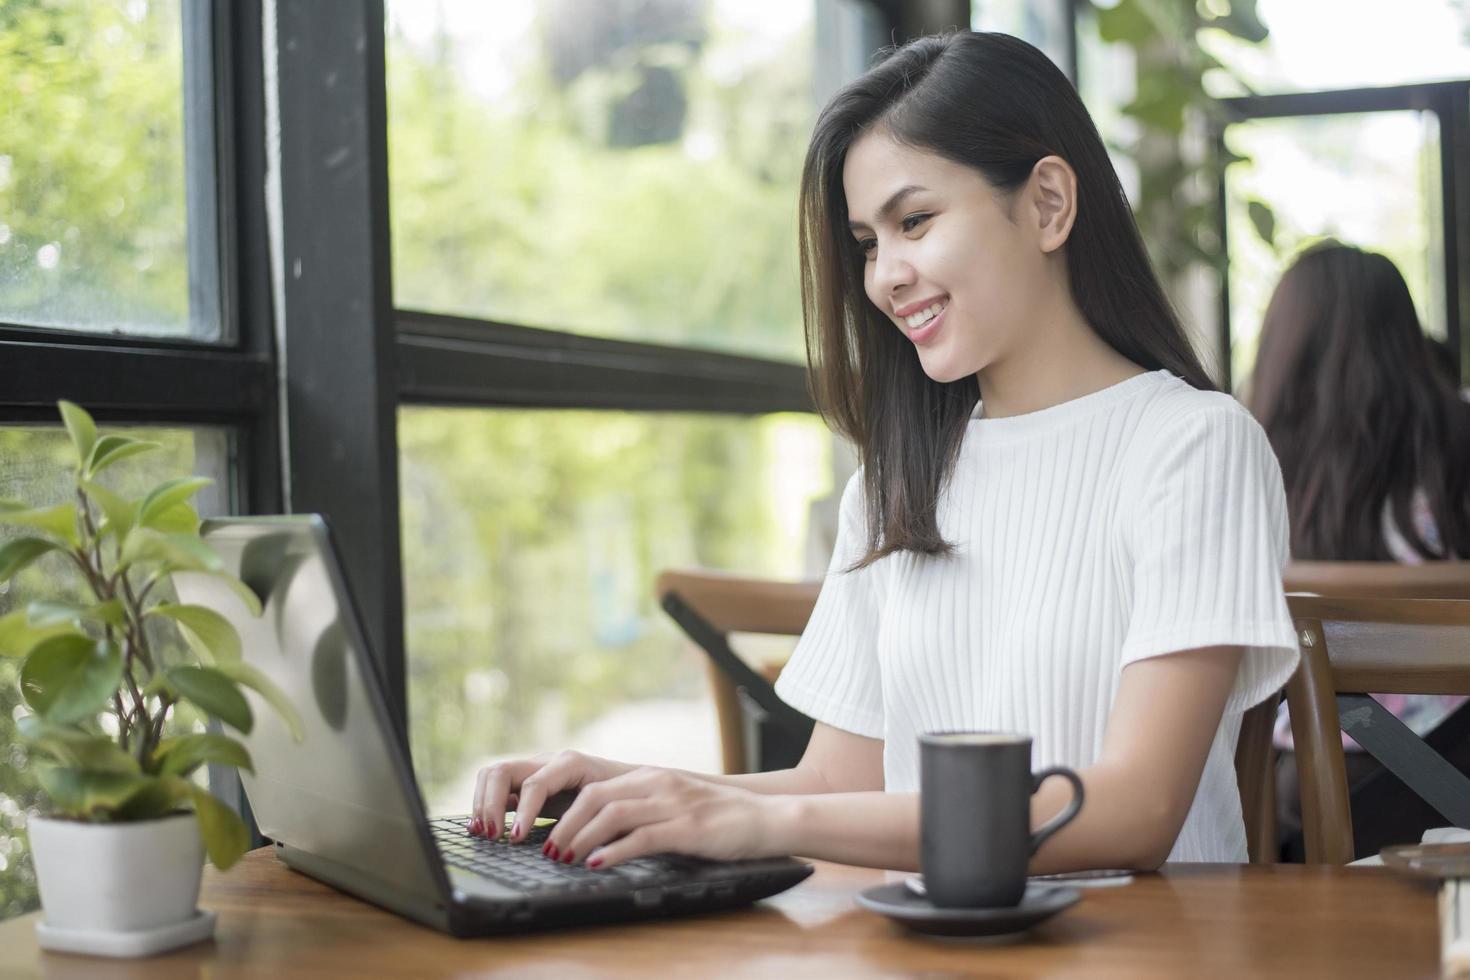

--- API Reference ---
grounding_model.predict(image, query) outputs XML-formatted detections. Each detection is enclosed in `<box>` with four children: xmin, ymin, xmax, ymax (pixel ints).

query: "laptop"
<box><xmin>174</xmin><ymin>515</ymin><xmax>813</xmax><ymax>936</ymax></box>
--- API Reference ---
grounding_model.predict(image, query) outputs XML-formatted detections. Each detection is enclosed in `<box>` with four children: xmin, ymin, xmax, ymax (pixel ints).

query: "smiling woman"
<box><xmin>465</xmin><ymin>31</ymin><xmax>1299</xmax><ymax>877</ymax></box>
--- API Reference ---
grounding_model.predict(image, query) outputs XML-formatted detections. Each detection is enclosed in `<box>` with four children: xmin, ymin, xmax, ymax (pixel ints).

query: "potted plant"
<box><xmin>0</xmin><ymin>401</ymin><xmax>301</xmax><ymax>957</ymax></box>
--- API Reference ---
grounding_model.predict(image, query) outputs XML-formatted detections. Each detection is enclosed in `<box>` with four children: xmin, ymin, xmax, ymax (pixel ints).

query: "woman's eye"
<box><xmin>901</xmin><ymin>213</ymin><xmax>931</xmax><ymax>233</ymax></box>
<box><xmin>856</xmin><ymin>237</ymin><xmax>876</xmax><ymax>257</ymax></box>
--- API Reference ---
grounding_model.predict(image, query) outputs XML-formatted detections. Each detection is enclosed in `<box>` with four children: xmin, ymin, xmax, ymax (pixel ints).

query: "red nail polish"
<box><xmin>511</xmin><ymin>820</ymin><xmax>522</xmax><ymax>839</ymax></box>
<box><xmin>562</xmin><ymin>850</ymin><xmax>575</xmax><ymax>864</ymax></box>
<box><xmin>468</xmin><ymin>818</ymin><xmax>481</xmax><ymax>834</ymax></box>
<box><xmin>588</xmin><ymin>856</ymin><xmax>603</xmax><ymax>870</ymax></box>
<box><xmin>546</xmin><ymin>843</ymin><xmax>560</xmax><ymax>861</ymax></box>
<box><xmin>541</xmin><ymin>840</ymin><xmax>552</xmax><ymax>856</ymax></box>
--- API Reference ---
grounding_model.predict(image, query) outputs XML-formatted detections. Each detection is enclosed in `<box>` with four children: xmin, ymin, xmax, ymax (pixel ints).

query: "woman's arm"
<box><xmin>757</xmin><ymin>645</ymin><xmax>1243</xmax><ymax>872</ymax></box>
<box><xmin>680</xmin><ymin>721</ymin><xmax>885</xmax><ymax>795</ymax></box>
<box><xmin>551</xmin><ymin>646</ymin><xmax>1242</xmax><ymax>871</ymax></box>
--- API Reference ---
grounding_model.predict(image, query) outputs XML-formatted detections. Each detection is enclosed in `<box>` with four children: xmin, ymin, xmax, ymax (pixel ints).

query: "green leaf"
<box><xmin>146</xmin><ymin>604</ymin><xmax>241</xmax><ymax>663</ymax></box>
<box><xmin>185</xmin><ymin>781</ymin><xmax>249</xmax><ymax>870</ymax></box>
<box><xmin>1247</xmin><ymin>199</ymin><xmax>1276</xmax><ymax>247</ymax></box>
<box><xmin>19</xmin><ymin>722</ymin><xmax>140</xmax><ymax>773</ymax></box>
<box><xmin>27</xmin><ymin>598</ymin><xmax>126</xmax><ymax>630</ymax></box>
<box><xmin>153</xmin><ymin>733</ymin><xmax>253</xmax><ymax>778</ymax></box>
<box><xmin>120</xmin><ymin>528</ymin><xmax>222</xmax><ymax>574</ymax></box>
<box><xmin>210</xmin><ymin>660</ymin><xmax>305</xmax><ymax>742</ymax></box>
<box><xmin>1095</xmin><ymin>0</ymin><xmax>1158</xmax><ymax>44</ymax></box>
<box><xmin>0</xmin><ymin>610</ymin><xmax>80</xmax><ymax>659</ymax></box>
<box><xmin>111</xmin><ymin>777</ymin><xmax>187</xmax><ymax>822</ymax></box>
<box><xmin>58</xmin><ymin>400</ymin><xmax>97</xmax><ymax>467</ymax></box>
<box><xmin>138</xmin><ymin>478</ymin><xmax>212</xmax><ymax>529</ymax></box>
<box><xmin>0</xmin><ymin>500</ymin><xmax>79</xmax><ymax>546</ymax></box>
<box><xmin>147</xmin><ymin>501</ymin><xmax>201</xmax><ymax>535</ymax></box>
<box><xmin>0</xmin><ymin>537</ymin><xmax>61</xmax><ymax>582</ymax></box>
<box><xmin>83</xmin><ymin>481</ymin><xmax>137</xmax><ymax>542</ymax></box>
<box><xmin>34</xmin><ymin>767</ymin><xmax>156</xmax><ymax>820</ymax></box>
<box><xmin>20</xmin><ymin>635</ymin><xmax>123</xmax><ymax>725</ymax></box>
<box><xmin>166</xmin><ymin>666</ymin><xmax>253</xmax><ymax>733</ymax></box>
<box><xmin>84</xmin><ymin>435</ymin><xmax>161</xmax><ymax>480</ymax></box>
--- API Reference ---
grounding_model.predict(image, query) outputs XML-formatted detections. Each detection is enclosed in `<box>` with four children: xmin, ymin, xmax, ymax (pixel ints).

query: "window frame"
<box><xmin>1213</xmin><ymin>81</ymin><xmax>1470</xmax><ymax>390</ymax></box>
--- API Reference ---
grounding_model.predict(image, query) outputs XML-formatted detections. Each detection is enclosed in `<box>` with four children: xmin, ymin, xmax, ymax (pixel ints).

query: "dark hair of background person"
<box><xmin>1248</xmin><ymin>241</ymin><xmax>1470</xmax><ymax>560</ymax></box>
<box><xmin>797</xmin><ymin>31</ymin><xmax>1215</xmax><ymax>569</ymax></box>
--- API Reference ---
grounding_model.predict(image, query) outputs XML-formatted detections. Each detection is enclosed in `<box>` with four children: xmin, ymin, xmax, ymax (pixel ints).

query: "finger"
<box><xmin>469</xmin><ymin>766</ymin><xmax>490</xmax><ymax>836</ymax></box>
<box><xmin>513</xmin><ymin>753</ymin><xmax>587</xmax><ymax>841</ymax></box>
<box><xmin>586</xmin><ymin>822</ymin><xmax>683</xmax><ymax>870</ymax></box>
<box><xmin>482</xmin><ymin>763</ymin><xmax>519</xmax><ymax>839</ymax></box>
<box><xmin>565</xmin><ymin>797</ymin><xmax>678</xmax><ymax>865</ymax></box>
<box><xmin>476</xmin><ymin>757</ymin><xmax>546</xmax><ymax>839</ymax></box>
<box><xmin>546</xmin><ymin>768</ymin><xmax>666</xmax><ymax>860</ymax></box>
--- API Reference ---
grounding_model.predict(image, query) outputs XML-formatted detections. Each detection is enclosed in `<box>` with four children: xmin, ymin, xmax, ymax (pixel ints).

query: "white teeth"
<box><xmin>904</xmin><ymin>301</ymin><xmax>947</xmax><ymax>329</ymax></box>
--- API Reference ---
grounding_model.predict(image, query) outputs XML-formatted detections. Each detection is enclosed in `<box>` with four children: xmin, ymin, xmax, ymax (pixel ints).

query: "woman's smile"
<box><xmin>895</xmin><ymin>295</ymin><xmax>949</xmax><ymax>345</ymax></box>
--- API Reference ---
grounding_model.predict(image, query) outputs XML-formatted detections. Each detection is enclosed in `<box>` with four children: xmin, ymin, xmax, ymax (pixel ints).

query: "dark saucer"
<box><xmin>856</xmin><ymin>880</ymin><xmax>1080</xmax><ymax>938</ymax></box>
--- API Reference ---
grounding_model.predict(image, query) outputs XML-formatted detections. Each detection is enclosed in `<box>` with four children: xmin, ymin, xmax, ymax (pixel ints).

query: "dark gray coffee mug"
<box><xmin>919</xmin><ymin>732</ymin><xmax>1084</xmax><ymax>908</ymax></box>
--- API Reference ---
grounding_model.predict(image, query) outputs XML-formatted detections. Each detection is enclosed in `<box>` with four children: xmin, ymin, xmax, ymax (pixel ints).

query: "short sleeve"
<box><xmin>1119</xmin><ymin>403</ymin><xmax>1300</xmax><ymax>715</ymax></box>
<box><xmin>774</xmin><ymin>471</ymin><xmax>885</xmax><ymax>738</ymax></box>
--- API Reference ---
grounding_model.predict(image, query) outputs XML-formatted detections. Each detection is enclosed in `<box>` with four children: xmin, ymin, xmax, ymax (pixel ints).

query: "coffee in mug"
<box><xmin>919</xmin><ymin>731</ymin><xmax>1084</xmax><ymax>908</ymax></box>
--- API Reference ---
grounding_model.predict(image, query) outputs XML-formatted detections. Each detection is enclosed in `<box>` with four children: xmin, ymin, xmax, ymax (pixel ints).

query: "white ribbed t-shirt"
<box><xmin>774</xmin><ymin>370</ymin><xmax>1300</xmax><ymax>863</ymax></box>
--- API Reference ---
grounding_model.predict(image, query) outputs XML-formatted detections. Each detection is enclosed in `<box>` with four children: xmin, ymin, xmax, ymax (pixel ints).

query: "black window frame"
<box><xmin>1214</xmin><ymin>81</ymin><xmax>1470</xmax><ymax>391</ymax></box>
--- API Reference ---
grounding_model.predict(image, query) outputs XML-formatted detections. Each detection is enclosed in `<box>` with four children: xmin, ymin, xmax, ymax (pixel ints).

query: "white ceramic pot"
<box><xmin>27</xmin><ymin>811</ymin><xmax>207</xmax><ymax>944</ymax></box>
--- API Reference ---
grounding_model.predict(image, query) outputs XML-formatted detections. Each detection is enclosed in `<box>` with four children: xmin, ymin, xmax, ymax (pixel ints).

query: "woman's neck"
<box><xmin>976</xmin><ymin>304</ymin><xmax>1145</xmax><ymax>420</ymax></box>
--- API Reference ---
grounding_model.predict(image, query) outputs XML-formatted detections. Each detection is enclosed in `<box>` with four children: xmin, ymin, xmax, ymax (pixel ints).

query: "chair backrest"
<box><xmin>1285</xmin><ymin>560</ymin><xmax>1470</xmax><ymax>599</ymax></box>
<box><xmin>655</xmin><ymin>569</ymin><xmax>819</xmax><ymax>774</ymax></box>
<box><xmin>1285</xmin><ymin>594</ymin><xmax>1470</xmax><ymax>863</ymax></box>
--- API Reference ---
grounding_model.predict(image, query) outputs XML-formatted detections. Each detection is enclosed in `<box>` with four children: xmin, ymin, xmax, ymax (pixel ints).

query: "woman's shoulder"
<box><xmin>1125</xmin><ymin>374</ymin><xmax>1272</xmax><ymax>467</ymax></box>
<box><xmin>1133</xmin><ymin>373</ymin><xmax>1263</xmax><ymax>437</ymax></box>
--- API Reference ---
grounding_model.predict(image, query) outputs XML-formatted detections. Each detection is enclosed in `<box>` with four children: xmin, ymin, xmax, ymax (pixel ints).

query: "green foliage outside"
<box><xmin>386</xmin><ymin>2</ymin><xmax>813</xmax><ymax>362</ymax></box>
<box><xmin>0</xmin><ymin>0</ymin><xmax>189</xmax><ymax>334</ymax></box>
<box><xmin>399</xmin><ymin>409</ymin><xmax>830</xmax><ymax>810</ymax></box>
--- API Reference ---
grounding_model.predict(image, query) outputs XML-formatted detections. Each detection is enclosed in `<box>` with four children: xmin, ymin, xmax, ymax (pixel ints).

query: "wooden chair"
<box><xmin>1249</xmin><ymin>562</ymin><xmax>1470</xmax><ymax>862</ymax></box>
<box><xmin>1285</xmin><ymin>594</ymin><xmax>1470</xmax><ymax>864</ymax></box>
<box><xmin>657</xmin><ymin>566</ymin><xmax>1280</xmax><ymax>863</ymax></box>
<box><xmin>655</xmin><ymin>570</ymin><xmax>820</xmax><ymax>774</ymax></box>
<box><xmin>1285</xmin><ymin>560</ymin><xmax>1470</xmax><ymax>599</ymax></box>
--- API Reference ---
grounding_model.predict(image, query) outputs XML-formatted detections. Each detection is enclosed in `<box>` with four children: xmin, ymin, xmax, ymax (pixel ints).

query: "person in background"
<box><xmin>1248</xmin><ymin>240</ymin><xmax>1470</xmax><ymax>859</ymax></box>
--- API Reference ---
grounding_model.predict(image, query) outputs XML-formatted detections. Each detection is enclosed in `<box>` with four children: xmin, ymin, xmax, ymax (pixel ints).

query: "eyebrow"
<box><xmin>847</xmin><ymin>184</ymin><xmax>929</xmax><ymax>233</ymax></box>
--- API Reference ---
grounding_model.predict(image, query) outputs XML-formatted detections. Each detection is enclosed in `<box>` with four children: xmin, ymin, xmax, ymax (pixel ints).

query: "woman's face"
<box><xmin>842</xmin><ymin>130</ymin><xmax>1050</xmax><ymax>384</ymax></box>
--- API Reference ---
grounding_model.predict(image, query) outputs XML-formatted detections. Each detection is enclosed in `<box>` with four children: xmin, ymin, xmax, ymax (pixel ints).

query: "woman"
<box><xmin>468</xmin><ymin>31</ymin><xmax>1298</xmax><ymax>873</ymax></box>
<box><xmin>1248</xmin><ymin>242</ymin><xmax>1470</xmax><ymax>857</ymax></box>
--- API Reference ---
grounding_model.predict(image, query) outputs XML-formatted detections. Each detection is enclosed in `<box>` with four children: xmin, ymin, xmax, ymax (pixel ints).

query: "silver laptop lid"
<box><xmin>174</xmin><ymin>515</ymin><xmax>448</xmax><ymax>906</ymax></box>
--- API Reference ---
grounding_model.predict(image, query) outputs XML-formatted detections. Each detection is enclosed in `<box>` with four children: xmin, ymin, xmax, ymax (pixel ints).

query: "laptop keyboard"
<box><xmin>430</xmin><ymin>816</ymin><xmax>704</xmax><ymax>895</ymax></box>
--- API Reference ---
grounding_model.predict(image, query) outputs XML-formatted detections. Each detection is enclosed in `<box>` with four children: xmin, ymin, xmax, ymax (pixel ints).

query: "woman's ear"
<box><xmin>1029</xmin><ymin>155</ymin><xmax>1078</xmax><ymax>254</ymax></box>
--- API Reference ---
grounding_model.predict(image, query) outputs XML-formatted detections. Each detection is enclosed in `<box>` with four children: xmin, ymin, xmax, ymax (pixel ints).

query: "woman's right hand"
<box><xmin>469</xmin><ymin>750</ymin><xmax>639</xmax><ymax>842</ymax></box>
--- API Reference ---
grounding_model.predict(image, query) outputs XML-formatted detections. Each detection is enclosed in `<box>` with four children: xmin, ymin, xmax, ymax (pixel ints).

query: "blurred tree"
<box><xmin>0</xmin><ymin>0</ymin><xmax>187</xmax><ymax>332</ymax></box>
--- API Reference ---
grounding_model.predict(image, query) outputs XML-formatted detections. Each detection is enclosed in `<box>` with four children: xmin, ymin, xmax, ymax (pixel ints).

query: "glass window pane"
<box><xmin>1224</xmin><ymin>111</ymin><xmax>1444</xmax><ymax>388</ymax></box>
<box><xmin>0</xmin><ymin>425</ymin><xmax>232</xmax><ymax>921</ymax></box>
<box><xmin>385</xmin><ymin>0</ymin><xmax>822</xmax><ymax>362</ymax></box>
<box><xmin>1201</xmin><ymin>0</ymin><xmax>1470</xmax><ymax>95</ymax></box>
<box><xmin>0</xmin><ymin>1</ymin><xmax>215</xmax><ymax>340</ymax></box>
<box><xmin>399</xmin><ymin>408</ymin><xmax>833</xmax><ymax>814</ymax></box>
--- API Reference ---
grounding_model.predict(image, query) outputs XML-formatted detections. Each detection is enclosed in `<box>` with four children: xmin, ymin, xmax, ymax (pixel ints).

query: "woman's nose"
<box><xmin>871</xmin><ymin>247</ymin><xmax>916</xmax><ymax>304</ymax></box>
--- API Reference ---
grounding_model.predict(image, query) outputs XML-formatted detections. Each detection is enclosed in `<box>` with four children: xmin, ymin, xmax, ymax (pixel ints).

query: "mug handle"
<box><xmin>1028</xmin><ymin>766</ymin><xmax>1085</xmax><ymax>856</ymax></box>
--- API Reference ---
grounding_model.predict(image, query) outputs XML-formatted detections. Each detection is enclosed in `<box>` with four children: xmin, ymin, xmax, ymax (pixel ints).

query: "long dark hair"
<box><xmin>798</xmin><ymin>31</ymin><xmax>1214</xmax><ymax>567</ymax></box>
<box><xmin>1248</xmin><ymin>241</ymin><xmax>1470</xmax><ymax>560</ymax></box>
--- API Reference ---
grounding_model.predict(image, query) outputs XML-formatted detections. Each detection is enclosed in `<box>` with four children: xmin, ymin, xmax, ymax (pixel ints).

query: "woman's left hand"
<box><xmin>537</xmin><ymin>767</ymin><xmax>789</xmax><ymax>869</ymax></box>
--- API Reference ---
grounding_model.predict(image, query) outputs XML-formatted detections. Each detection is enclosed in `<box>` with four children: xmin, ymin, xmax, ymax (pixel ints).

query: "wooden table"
<box><xmin>0</xmin><ymin>848</ymin><xmax>1440</xmax><ymax>978</ymax></box>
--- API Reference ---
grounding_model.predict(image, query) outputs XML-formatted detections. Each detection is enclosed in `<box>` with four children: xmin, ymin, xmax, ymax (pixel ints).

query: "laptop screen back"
<box><xmin>174</xmin><ymin>516</ymin><xmax>446</xmax><ymax>904</ymax></box>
